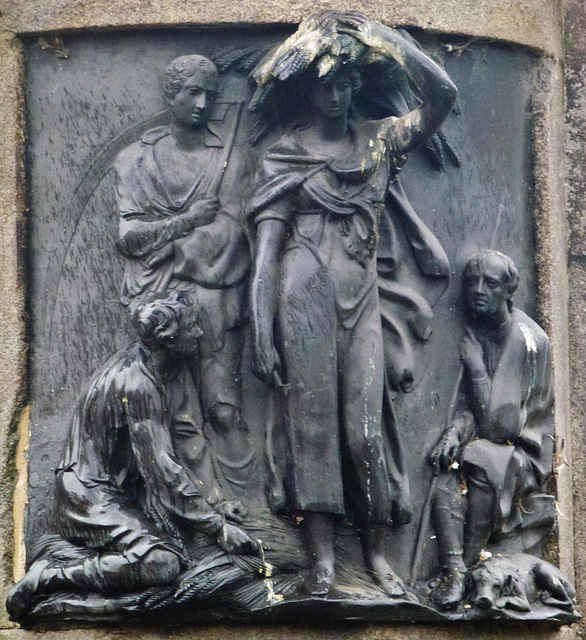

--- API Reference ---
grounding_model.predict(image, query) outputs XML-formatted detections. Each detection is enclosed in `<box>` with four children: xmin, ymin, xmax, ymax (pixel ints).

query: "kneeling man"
<box><xmin>8</xmin><ymin>291</ymin><xmax>257</xmax><ymax>619</ymax></box>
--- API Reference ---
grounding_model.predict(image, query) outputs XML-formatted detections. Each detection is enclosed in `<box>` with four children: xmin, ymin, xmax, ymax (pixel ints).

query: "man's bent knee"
<box><xmin>207</xmin><ymin>402</ymin><xmax>243</xmax><ymax>436</ymax></box>
<box><xmin>138</xmin><ymin>549</ymin><xmax>181</xmax><ymax>586</ymax></box>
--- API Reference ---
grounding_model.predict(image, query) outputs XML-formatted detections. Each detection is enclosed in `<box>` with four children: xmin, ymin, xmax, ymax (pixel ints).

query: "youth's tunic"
<box><xmin>248</xmin><ymin>119</ymin><xmax>450</xmax><ymax>525</ymax></box>
<box><xmin>114</xmin><ymin>125</ymin><xmax>251</xmax><ymax>412</ymax></box>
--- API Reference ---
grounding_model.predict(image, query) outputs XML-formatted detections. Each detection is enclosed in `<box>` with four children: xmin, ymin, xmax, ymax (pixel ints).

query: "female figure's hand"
<box><xmin>251</xmin><ymin>333</ymin><xmax>283</xmax><ymax>388</ymax></box>
<box><xmin>250</xmin><ymin>218</ymin><xmax>288</xmax><ymax>388</ymax></box>
<box><xmin>336</xmin><ymin>13</ymin><xmax>389</xmax><ymax>47</ymax></box>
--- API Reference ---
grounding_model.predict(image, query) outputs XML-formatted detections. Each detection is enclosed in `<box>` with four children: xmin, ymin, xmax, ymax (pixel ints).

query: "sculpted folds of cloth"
<box><xmin>7</xmin><ymin>10</ymin><xmax>577</xmax><ymax>626</ymax></box>
<box><xmin>115</xmin><ymin>55</ymin><xmax>254</xmax><ymax>494</ymax></box>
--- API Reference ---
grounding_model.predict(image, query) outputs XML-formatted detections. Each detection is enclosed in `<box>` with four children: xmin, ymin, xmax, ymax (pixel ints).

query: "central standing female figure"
<box><xmin>248</xmin><ymin>12</ymin><xmax>457</xmax><ymax>597</ymax></box>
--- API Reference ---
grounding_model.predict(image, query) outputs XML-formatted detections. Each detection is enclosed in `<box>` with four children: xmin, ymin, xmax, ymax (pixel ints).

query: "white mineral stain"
<box><xmin>519</xmin><ymin>322</ymin><xmax>537</xmax><ymax>353</ymax></box>
<box><xmin>257</xmin><ymin>540</ymin><xmax>272</xmax><ymax>576</ymax></box>
<box><xmin>264</xmin><ymin>578</ymin><xmax>285</xmax><ymax>604</ymax></box>
<box><xmin>364</xmin><ymin>353</ymin><xmax>377</xmax><ymax>514</ymax></box>
<box><xmin>256</xmin><ymin>539</ymin><xmax>283</xmax><ymax>603</ymax></box>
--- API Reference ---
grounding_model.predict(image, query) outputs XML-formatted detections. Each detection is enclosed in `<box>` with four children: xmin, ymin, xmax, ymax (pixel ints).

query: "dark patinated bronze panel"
<box><xmin>10</xmin><ymin>13</ymin><xmax>576</xmax><ymax>625</ymax></box>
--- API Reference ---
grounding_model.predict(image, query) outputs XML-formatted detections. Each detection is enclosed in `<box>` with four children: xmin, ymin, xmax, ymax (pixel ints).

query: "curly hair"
<box><xmin>164</xmin><ymin>55</ymin><xmax>219</xmax><ymax>103</ymax></box>
<box><xmin>131</xmin><ymin>291</ymin><xmax>194</xmax><ymax>347</ymax></box>
<box><xmin>464</xmin><ymin>250</ymin><xmax>520</xmax><ymax>312</ymax></box>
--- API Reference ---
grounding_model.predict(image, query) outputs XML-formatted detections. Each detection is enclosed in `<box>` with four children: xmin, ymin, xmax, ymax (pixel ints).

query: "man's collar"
<box><xmin>140</xmin><ymin>123</ymin><xmax>224</xmax><ymax>148</ymax></box>
<box><xmin>471</xmin><ymin>312</ymin><xmax>512</xmax><ymax>343</ymax></box>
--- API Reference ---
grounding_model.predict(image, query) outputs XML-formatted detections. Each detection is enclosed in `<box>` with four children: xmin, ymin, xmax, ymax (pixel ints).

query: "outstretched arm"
<box><xmin>343</xmin><ymin>17</ymin><xmax>457</xmax><ymax>155</ymax></box>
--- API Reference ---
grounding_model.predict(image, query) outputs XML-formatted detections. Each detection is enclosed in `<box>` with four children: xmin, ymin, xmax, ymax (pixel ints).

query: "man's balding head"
<box><xmin>463</xmin><ymin>250</ymin><xmax>519</xmax><ymax>319</ymax></box>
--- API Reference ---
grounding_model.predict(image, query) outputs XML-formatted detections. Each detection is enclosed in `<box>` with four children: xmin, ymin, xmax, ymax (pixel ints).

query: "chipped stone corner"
<box><xmin>13</xmin><ymin>407</ymin><xmax>29</xmax><ymax>585</ymax></box>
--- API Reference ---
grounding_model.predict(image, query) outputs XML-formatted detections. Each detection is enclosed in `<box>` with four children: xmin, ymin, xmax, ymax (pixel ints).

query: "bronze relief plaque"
<box><xmin>10</xmin><ymin>12</ymin><xmax>577</xmax><ymax>625</ymax></box>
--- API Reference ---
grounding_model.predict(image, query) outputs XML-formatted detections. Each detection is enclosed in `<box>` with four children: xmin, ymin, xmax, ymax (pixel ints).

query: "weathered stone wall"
<box><xmin>565</xmin><ymin>0</ymin><xmax>586</xmax><ymax>638</ymax></box>
<box><xmin>0</xmin><ymin>0</ymin><xmax>580</xmax><ymax>638</ymax></box>
<box><xmin>0</xmin><ymin>0</ymin><xmax>563</xmax><ymax>56</ymax></box>
<box><xmin>0</xmin><ymin>32</ymin><xmax>27</xmax><ymax>633</ymax></box>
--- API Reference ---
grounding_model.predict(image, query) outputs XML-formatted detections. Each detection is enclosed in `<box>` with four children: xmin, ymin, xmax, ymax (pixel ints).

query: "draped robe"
<box><xmin>248</xmin><ymin>119</ymin><xmax>450</xmax><ymax>525</ymax></box>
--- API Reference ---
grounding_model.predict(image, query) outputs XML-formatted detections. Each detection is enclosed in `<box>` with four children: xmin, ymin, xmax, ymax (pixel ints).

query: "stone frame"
<box><xmin>0</xmin><ymin>1</ymin><xmax>581</xmax><ymax>638</ymax></box>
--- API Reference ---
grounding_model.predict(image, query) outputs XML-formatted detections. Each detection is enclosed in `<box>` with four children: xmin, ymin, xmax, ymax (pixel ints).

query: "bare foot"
<box><xmin>363</xmin><ymin>546</ymin><xmax>406</xmax><ymax>598</ymax></box>
<box><xmin>370</xmin><ymin>570</ymin><xmax>406</xmax><ymax>597</ymax></box>
<box><xmin>302</xmin><ymin>563</ymin><xmax>335</xmax><ymax>597</ymax></box>
<box><xmin>367</xmin><ymin>563</ymin><xmax>406</xmax><ymax>597</ymax></box>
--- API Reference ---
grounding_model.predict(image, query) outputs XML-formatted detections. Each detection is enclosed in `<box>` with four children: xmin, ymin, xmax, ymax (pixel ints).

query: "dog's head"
<box><xmin>470</xmin><ymin>556</ymin><xmax>531</xmax><ymax>612</ymax></box>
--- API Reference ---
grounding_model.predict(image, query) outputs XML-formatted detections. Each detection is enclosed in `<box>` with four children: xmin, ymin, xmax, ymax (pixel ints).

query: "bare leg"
<box><xmin>302</xmin><ymin>512</ymin><xmax>335</xmax><ymax>596</ymax></box>
<box><xmin>200</xmin><ymin>327</ymin><xmax>256</xmax><ymax>495</ymax></box>
<box><xmin>361</xmin><ymin>525</ymin><xmax>405</xmax><ymax>597</ymax></box>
